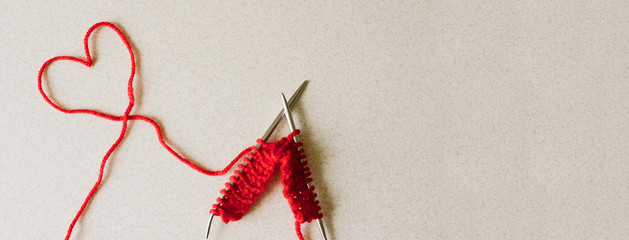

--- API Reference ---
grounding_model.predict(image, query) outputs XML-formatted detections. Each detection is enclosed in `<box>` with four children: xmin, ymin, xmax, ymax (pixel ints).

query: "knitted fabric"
<box><xmin>211</xmin><ymin>130</ymin><xmax>323</xmax><ymax>239</ymax></box>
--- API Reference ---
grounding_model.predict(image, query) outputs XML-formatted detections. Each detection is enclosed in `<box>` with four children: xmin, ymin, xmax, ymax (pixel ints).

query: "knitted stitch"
<box><xmin>211</xmin><ymin>130</ymin><xmax>323</xmax><ymax>239</ymax></box>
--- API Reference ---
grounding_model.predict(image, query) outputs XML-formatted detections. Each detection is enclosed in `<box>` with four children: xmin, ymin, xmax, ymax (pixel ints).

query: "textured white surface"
<box><xmin>1</xmin><ymin>1</ymin><xmax>629</xmax><ymax>239</ymax></box>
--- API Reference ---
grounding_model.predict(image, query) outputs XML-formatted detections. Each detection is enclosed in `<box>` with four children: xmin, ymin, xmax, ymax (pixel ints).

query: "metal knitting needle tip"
<box><xmin>281</xmin><ymin>93</ymin><xmax>329</xmax><ymax>240</ymax></box>
<box><xmin>280</xmin><ymin>93</ymin><xmax>296</xmax><ymax>132</ymax></box>
<box><xmin>260</xmin><ymin>80</ymin><xmax>308</xmax><ymax>145</ymax></box>
<box><xmin>205</xmin><ymin>81</ymin><xmax>308</xmax><ymax>239</ymax></box>
<box><xmin>205</xmin><ymin>214</ymin><xmax>214</xmax><ymax>239</ymax></box>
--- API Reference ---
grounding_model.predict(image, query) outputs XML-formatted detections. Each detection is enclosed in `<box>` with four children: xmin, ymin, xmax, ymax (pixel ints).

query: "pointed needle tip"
<box><xmin>281</xmin><ymin>93</ymin><xmax>296</xmax><ymax>132</ymax></box>
<box><xmin>281</xmin><ymin>93</ymin><xmax>290</xmax><ymax>113</ymax></box>
<box><xmin>297</xmin><ymin>80</ymin><xmax>309</xmax><ymax>92</ymax></box>
<box><xmin>205</xmin><ymin>214</ymin><xmax>214</xmax><ymax>239</ymax></box>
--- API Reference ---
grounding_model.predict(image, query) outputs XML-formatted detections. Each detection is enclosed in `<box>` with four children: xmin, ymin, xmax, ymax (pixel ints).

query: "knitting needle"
<box><xmin>281</xmin><ymin>93</ymin><xmax>329</xmax><ymax>240</ymax></box>
<box><xmin>205</xmin><ymin>80</ymin><xmax>309</xmax><ymax>239</ymax></box>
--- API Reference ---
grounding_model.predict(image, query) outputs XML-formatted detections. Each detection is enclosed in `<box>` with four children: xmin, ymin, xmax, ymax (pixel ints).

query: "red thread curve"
<box><xmin>38</xmin><ymin>22</ymin><xmax>245</xmax><ymax>240</ymax></box>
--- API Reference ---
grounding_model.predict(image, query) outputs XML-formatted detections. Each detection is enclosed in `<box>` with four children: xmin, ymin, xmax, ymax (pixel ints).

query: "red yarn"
<box><xmin>211</xmin><ymin>130</ymin><xmax>323</xmax><ymax>239</ymax></box>
<box><xmin>38</xmin><ymin>22</ymin><xmax>252</xmax><ymax>239</ymax></box>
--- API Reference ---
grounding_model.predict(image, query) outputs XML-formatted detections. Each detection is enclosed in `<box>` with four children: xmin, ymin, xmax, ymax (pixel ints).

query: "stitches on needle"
<box><xmin>211</xmin><ymin>130</ymin><xmax>323</xmax><ymax>240</ymax></box>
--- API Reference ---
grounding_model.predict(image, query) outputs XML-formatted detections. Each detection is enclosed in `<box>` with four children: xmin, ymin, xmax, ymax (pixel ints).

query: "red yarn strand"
<box><xmin>295</xmin><ymin>221</ymin><xmax>305</xmax><ymax>240</ymax></box>
<box><xmin>38</xmin><ymin>22</ymin><xmax>246</xmax><ymax>239</ymax></box>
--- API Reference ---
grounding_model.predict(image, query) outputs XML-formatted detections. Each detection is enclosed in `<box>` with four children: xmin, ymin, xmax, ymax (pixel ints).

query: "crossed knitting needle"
<box><xmin>280</xmin><ymin>92</ymin><xmax>328</xmax><ymax>240</ymax></box>
<box><xmin>205</xmin><ymin>80</ymin><xmax>329</xmax><ymax>239</ymax></box>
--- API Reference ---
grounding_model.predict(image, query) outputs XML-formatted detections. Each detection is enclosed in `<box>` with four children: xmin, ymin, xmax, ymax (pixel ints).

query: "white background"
<box><xmin>1</xmin><ymin>1</ymin><xmax>628</xmax><ymax>239</ymax></box>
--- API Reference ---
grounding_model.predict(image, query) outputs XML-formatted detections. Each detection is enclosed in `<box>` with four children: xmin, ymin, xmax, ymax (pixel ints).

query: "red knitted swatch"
<box><xmin>211</xmin><ymin>130</ymin><xmax>323</xmax><ymax>239</ymax></box>
<box><xmin>38</xmin><ymin>22</ymin><xmax>322</xmax><ymax>240</ymax></box>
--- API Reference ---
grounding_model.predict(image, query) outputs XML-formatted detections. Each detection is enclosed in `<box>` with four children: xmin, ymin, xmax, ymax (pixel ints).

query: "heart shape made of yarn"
<box><xmin>37</xmin><ymin>22</ymin><xmax>136</xmax><ymax>120</ymax></box>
